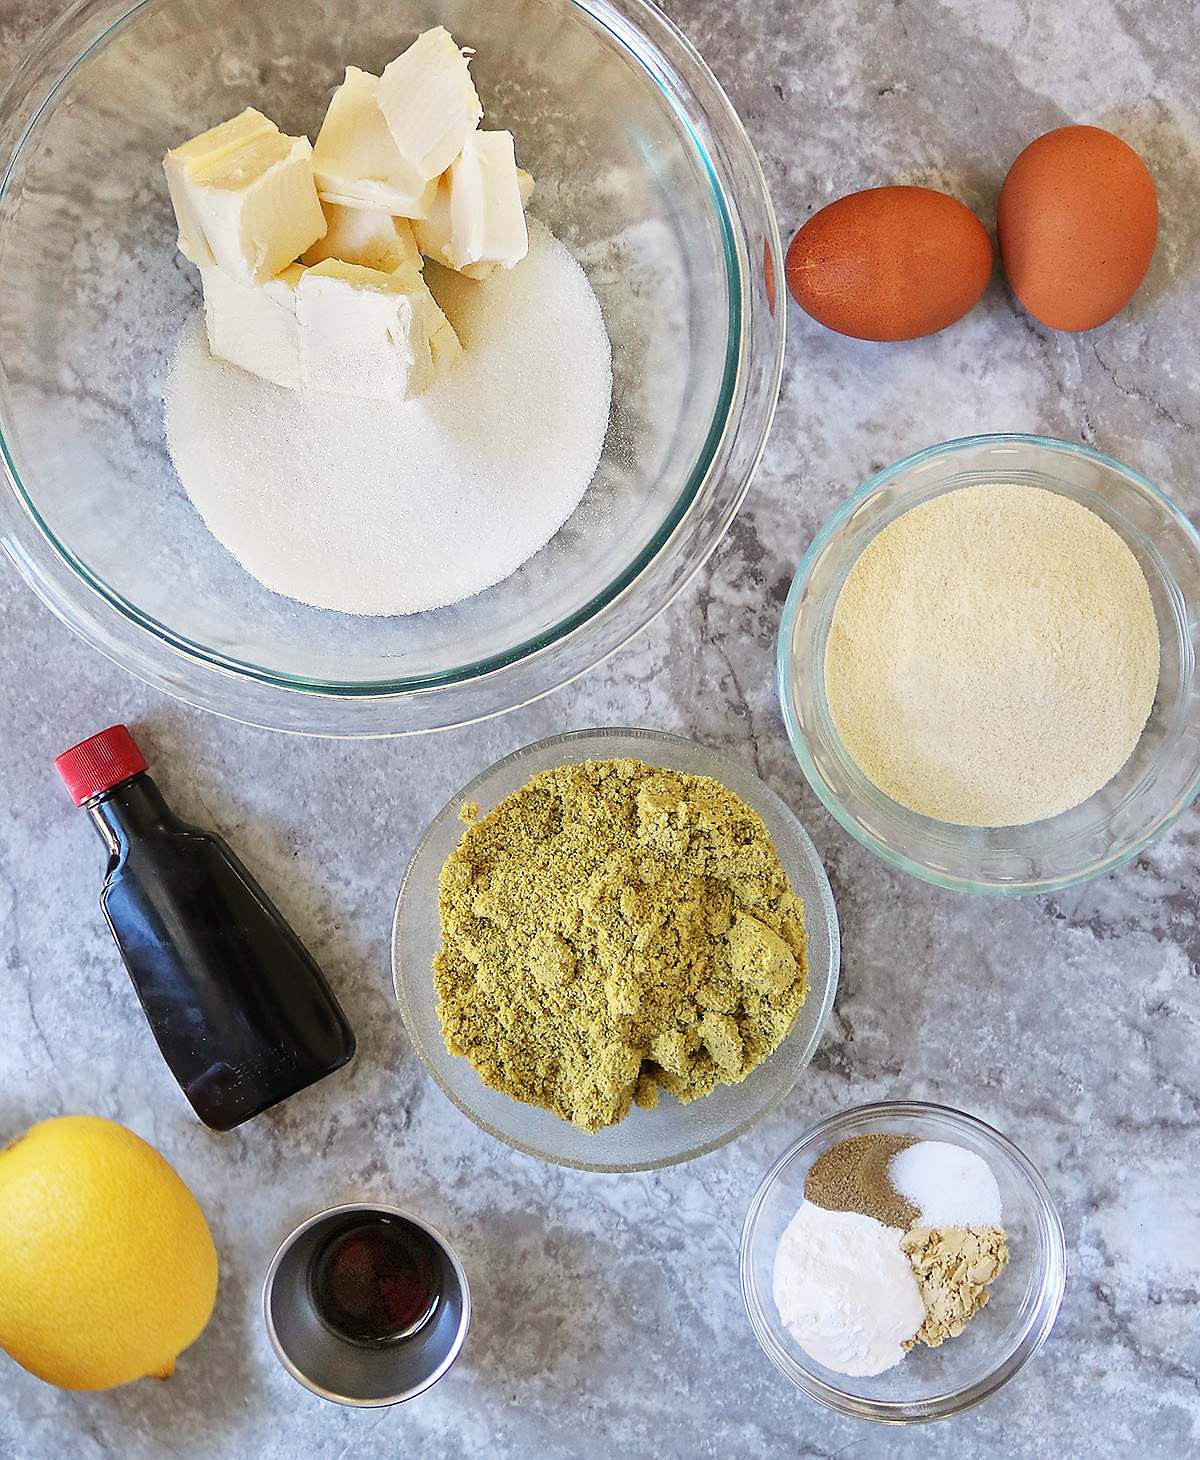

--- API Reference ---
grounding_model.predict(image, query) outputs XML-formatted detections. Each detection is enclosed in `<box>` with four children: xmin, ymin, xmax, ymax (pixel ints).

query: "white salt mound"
<box><xmin>164</xmin><ymin>221</ymin><xmax>612</xmax><ymax>615</ymax></box>
<box><xmin>887</xmin><ymin>1141</ymin><xmax>1004</xmax><ymax>1228</ymax></box>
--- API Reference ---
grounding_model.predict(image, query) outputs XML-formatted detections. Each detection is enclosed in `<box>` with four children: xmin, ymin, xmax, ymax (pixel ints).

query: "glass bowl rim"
<box><xmin>776</xmin><ymin>431</ymin><xmax>1200</xmax><ymax>894</ymax></box>
<box><xmin>0</xmin><ymin>0</ymin><xmax>785</xmax><ymax>733</ymax></box>
<box><xmin>390</xmin><ymin>725</ymin><xmax>841</xmax><ymax>1172</ymax></box>
<box><xmin>739</xmin><ymin>1098</ymin><xmax>1068</xmax><ymax>1423</ymax></box>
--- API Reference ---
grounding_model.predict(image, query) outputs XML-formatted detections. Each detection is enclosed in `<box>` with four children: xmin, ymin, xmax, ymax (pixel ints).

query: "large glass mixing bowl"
<box><xmin>0</xmin><ymin>0</ymin><xmax>783</xmax><ymax>734</ymax></box>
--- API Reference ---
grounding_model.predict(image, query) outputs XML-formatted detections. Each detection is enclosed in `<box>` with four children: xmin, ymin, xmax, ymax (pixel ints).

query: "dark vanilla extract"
<box><xmin>309</xmin><ymin>1216</ymin><xmax>442</xmax><ymax>1346</ymax></box>
<box><xmin>56</xmin><ymin>725</ymin><xmax>355</xmax><ymax>1132</ymax></box>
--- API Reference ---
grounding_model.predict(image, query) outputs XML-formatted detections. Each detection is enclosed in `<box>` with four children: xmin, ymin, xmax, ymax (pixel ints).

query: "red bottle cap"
<box><xmin>55</xmin><ymin>725</ymin><xmax>149</xmax><ymax>806</ymax></box>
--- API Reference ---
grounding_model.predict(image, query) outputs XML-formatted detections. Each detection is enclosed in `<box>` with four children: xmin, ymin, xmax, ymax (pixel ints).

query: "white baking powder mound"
<box><xmin>772</xmin><ymin>1201</ymin><xmax>925</xmax><ymax>1377</ymax></box>
<box><xmin>163</xmin><ymin>221</ymin><xmax>613</xmax><ymax>615</ymax></box>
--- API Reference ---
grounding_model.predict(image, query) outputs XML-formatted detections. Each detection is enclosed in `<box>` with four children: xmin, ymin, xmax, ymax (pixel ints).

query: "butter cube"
<box><xmin>451</xmin><ymin>132</ymin><xmax>528</xmax><ymax>270</ymax></box>
<box><xmin>377</xmin><ymin>27</ymin><xmax>483</xmax><ymax>182</ymax></box>
<box><xmin>413</xmin><ymin>131</ymin><xmax>528</xmax><ymax>276</ymax></box>
<box><xmin>199</xmin><ymin>262</ymin><xmax>305</xmax><ymax>388</ymax></box>
<box><xmin>296</xmin><ymin>259</ymin><xmax>435</xmax><ymax>401</ymax></box>
<box><xmin>163</xmin><ymin>108</ymin><xmax>276</xmax><ymax>266</ymax></box>
<box><xmin>302</xmin><ymin>201</ymin><xmax>422</xmax><ymax>273</ymax></box>
<box><xmin>312</xmin><ymin>67</ymin><xmax>438</xmax><ymax>217</ymax></box>
<box><xmin>411</xmin><ymin>173</ymin><xmax>453</xmax><ymax>267</ymax></box>
<box><xmin>186</xmin><ymin>130</ymin><xmax>326</xmax><ymax>285</ymax></box>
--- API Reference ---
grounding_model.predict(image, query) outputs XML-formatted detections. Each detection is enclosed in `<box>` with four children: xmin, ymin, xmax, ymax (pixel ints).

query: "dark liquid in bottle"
<box><xmin>309</xmin><ymin>1216</ymin><xmax>443</xmax><ymax>1346</ymax></box>
<box><xmin>91</xmin><ymin>775</ymin><xmax>355</xmax><ymax>1131</ymax></box>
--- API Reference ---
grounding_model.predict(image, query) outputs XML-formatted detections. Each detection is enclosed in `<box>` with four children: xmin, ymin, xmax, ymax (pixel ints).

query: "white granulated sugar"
<box><xmin>164</xmin><ymin>221</ymin><xmax>612</xmax><ymax>615</ymax></box>
<box><xmin>772</xmin><ymin>1201</ymin><xmax>925</xmax><ymax>1377</ymax></box>
<box><xmin>888</xmin><ymin>1141</ymin><xmax>1004</xmax><ymax>1229</ymax></box>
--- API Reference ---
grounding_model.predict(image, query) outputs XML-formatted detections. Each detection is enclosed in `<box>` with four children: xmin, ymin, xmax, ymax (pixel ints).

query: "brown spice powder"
<box><xmin>804</xmin><ymin>1133</ymin><xmax>921</xmax><ymax>1228</ymax></box>
<box><xmin>433</xmin><ymin>757</ymin><xmax>809</xmax><ymax>1133</ymax></box>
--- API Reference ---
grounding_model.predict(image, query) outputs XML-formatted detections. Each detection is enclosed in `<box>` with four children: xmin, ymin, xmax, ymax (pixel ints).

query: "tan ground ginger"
<box><xmin>433</xmin><ymin>757</ymin><xmax>809</xmax><ymax>1133</ymax></box>
<box><xmin>901</xmin><ymin>1226</ymin><xmax>1010</xmax><ymax>1348</ymax></box>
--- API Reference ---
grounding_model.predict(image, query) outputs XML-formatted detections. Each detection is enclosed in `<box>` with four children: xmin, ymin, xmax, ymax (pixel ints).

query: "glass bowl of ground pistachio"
<box><xmin>778</xmin><ymin>433</ymin><xmax>1200</xmax><ymax>894</ymax></box>
<box><xmin>391</xmin><ymin>728</ymin><xmax>840</xmax><ymax>1171</ymax></box>
<box><xmin>739</xmin><ymin>1100</ymin><xmax>1066</xmax><ymax>1422</ymax></box>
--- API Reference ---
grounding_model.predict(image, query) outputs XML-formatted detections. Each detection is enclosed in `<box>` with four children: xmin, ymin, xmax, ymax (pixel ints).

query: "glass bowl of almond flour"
<box><xmin>0</xmin><ymin>0</ymin><xmax>783</xmax><ymax>734</ymax></box>
<box><xmin>778</xmin><ymin>434</ymin><xmax>1200</xmax><ymax>894</ymax></box>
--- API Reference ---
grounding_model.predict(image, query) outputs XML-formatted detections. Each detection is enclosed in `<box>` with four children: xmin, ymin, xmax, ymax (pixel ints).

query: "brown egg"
<box><xmin>997</xmin><ymin>125</ymin><xmax>1158</xmax><ymax>331</ymax></box>
<box><xmin>785</xmin><ymin>186</ymin><xmax>993</xmax><ymax>341</ymax></box>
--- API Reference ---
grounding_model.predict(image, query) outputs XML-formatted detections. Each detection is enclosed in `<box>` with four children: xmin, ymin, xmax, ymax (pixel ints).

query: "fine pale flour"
<box><xmin>164</xmin><ymin>221</ymin><xmax>612</xmax><ymax>615</ymax></box>
<box><xmin>823</xmin><ymin>483</ymin><xmax>1160</xmax><ymax>825</ymax></box>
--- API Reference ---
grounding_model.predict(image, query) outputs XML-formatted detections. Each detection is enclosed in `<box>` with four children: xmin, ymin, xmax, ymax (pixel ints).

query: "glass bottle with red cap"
<box><xmin>55</xmin><ymin>725</ymin><xmax>356</xmax><ymax>1131</ymax></box>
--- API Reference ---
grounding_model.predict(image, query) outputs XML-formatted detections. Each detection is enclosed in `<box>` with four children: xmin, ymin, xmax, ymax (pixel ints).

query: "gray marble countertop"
<box><xmin>2</xmin><ymin>1</ymin><xmax>1199</xmax><ymax>1456</ymax></box>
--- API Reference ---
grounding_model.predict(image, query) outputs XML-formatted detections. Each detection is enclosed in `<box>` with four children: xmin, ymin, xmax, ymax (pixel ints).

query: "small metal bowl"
<box><xmin>262</xmin><ymin>1203</ymin><xmax>470</xmax><ymax>1406</ymax></box>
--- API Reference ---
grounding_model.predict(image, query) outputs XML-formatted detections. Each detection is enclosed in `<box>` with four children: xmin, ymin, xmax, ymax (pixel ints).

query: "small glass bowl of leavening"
<box><xmin>740</xmin><ymin>1101</ymin><xmax>1067</xmax><ymax>1423</ymax></box>
<box><xmin>778</xmin><ymin>433</ymin><xmax>1200</xmax><ymax>894</ymax></box>
<box><xmin>392</xmin><ymin>727</ymin><xmax>840</xmax><ymax>1173</ymax></box>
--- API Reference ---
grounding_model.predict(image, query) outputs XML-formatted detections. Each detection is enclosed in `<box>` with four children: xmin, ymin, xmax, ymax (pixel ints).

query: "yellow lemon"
<box><xmin>0</xmin><ymin>1115</ymin><xmax>218</xmax><ymax>1390</ymax></box>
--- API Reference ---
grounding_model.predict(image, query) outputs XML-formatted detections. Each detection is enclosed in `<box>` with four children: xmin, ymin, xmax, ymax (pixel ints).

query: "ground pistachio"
<box><xmin>433</xmin><ymin>757</ymin><xmax>809</xmax><ymax>1133</ymax></box>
